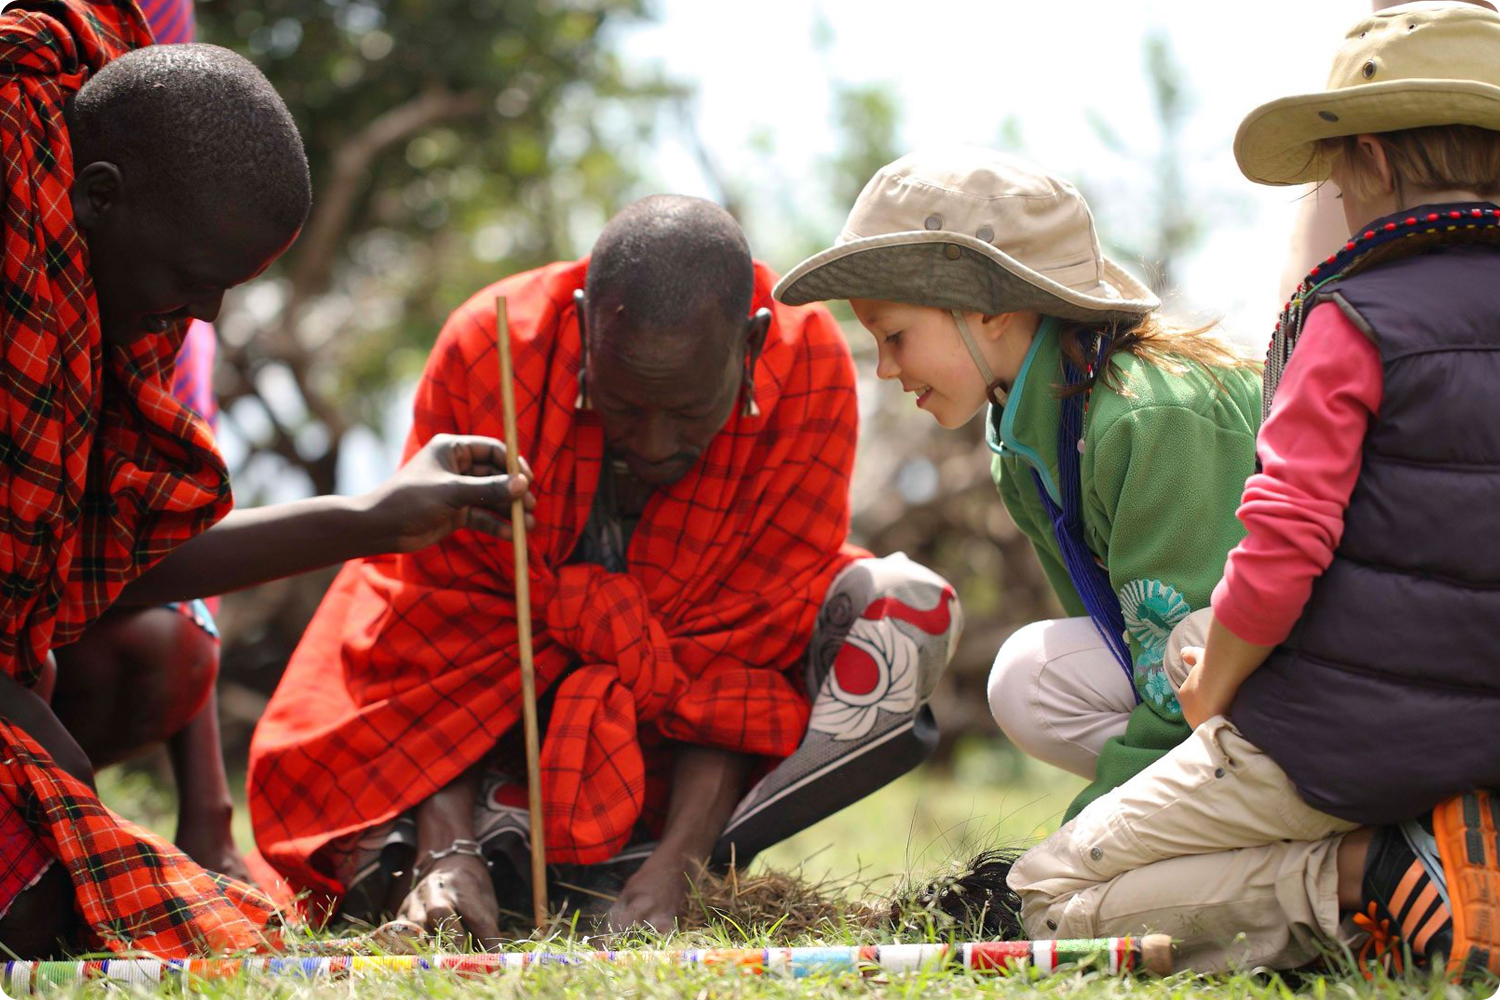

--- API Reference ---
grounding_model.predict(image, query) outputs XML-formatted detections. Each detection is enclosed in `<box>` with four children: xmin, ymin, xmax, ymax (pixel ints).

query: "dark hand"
<box><xmin>604</xmin><ymin>850</ymin><xmax>690</xmax><ymax>933</ymax></box>
<box><xmin>363</xmin><ymin>433</ymin><xmax>536</xmax><ymax>553</ymax></box>
<box><xmin>395</xmin><ymin>854</ymin><xmax>502</xmax><ymax>948</ymax></box>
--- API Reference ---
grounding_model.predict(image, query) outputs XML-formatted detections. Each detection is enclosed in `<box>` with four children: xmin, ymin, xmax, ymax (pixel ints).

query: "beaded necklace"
<box><xmin>1032</xmin><ymin>331</ymin><xmax>1137</xmax><ymax>697</ymax></box>
<box><xmin>1266</xmin><ymin>203</ymin><xmax>1500</xmax><ymax>418</ymax></box>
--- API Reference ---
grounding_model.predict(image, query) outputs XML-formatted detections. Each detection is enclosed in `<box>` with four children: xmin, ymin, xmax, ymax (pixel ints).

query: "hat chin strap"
<box><xmin>951</xmin><ymin>310</ymin><xmax>1009</xmax><ymax>407</ymax></box>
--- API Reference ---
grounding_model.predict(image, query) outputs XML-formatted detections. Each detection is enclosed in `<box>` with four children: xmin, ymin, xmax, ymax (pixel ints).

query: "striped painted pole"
<box><xmin>0</xmin><ymin>936</ymin><xmax>1173</xmax><ymax>992</ymax></box>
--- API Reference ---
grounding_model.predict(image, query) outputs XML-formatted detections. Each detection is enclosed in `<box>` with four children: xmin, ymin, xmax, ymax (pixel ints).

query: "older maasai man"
<box><xmin>249</xmin><ymin>196</ymin><xmax>962</xmax><ymax>937</ymax></box>
<box><xmin>0</xmin><ymin>0</ymin><xmax>529</xmax><ymax>957</ymax></box>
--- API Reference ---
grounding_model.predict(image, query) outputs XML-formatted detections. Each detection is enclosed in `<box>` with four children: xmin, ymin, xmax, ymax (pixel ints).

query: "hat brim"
<box><xmin>1236</xmin><ymin>79</ymin><xmax>1500</xmax><ymax>185</ymax></box>
<box><xmin>772</xmin><ymin>231</ymin><xmax>1159</xmax><ymax>324</ymax></box>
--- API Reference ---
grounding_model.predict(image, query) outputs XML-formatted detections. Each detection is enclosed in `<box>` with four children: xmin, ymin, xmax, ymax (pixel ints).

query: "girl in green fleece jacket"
<box><xmin>775</xmin><ymin>147</ymin><xmax>1262</xmax><ymax>820</ymax></box>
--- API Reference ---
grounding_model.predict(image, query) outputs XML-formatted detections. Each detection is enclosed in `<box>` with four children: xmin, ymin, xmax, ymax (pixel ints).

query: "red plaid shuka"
<box><xmin>0</xmin><ymin>0</ymin><xmax>231</xmax><ymax>685</ymax></box>
<box><xmin>248</xmin><ymin>259</ymin><xmax>864</xmax><ymax>909</ymax></box>
<box><xmin>0</xmin><ymin>0</ymin><xmax>275</xmax><ymax>956</ymax></box>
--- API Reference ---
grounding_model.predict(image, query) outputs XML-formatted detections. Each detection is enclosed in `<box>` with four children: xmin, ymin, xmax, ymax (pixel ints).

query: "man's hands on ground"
<box><xmin>362</xmin><ymin>434</ymin><xmax>536</xmax><ymax>553</ymax></box>
<box><xmin>605</xmin><ymin>848</ymin><xmax>693</xmax><ymax>934</ymax></box>
<box><xmin>395</xmin><ymin>854</ymin><xmax>502</xmax><ymax>948</ymax></box>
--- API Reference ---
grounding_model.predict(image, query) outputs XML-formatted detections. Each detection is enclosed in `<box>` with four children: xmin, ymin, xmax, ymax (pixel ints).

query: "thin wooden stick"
<box><xmin>495</xmin><ymin>296</ymin><xmax>548</xmax><ymax>931</ymax></box>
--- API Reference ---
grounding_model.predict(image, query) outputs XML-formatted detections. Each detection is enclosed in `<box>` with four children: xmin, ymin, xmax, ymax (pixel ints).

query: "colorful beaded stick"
<box><xmin>0</xmin><ymin>935</ymin><xmax>1175</xmax><ymax>992</ymax></box>
<box><xmin>1266</xmin><ymin>203</ymin><xmax>1500</xmax><ymax>418</ymax></box>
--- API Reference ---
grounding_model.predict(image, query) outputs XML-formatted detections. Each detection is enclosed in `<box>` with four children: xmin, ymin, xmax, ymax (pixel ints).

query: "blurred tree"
<box><xmin>826</xmin><ymin>82</ymin><xmax>900</xmax><ymax>211</ymax></box>
<box><xmin>1142</xmin><ymin>28</ymin><xmax>1197</xmax><ymax>295</ymax></box>
<box><xmin>194</xmin><ymin>0</ymin><xmax>675</xmax><ymax>701</ymax></box>
<box><xmin>1085</xmin><ymin>29</ymin><xmax>1202</xmax><ymax>296</ymax></box>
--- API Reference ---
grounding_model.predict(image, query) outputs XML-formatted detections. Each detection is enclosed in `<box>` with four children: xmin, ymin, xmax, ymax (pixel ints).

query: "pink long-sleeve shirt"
<box><xmin>1210</xmin><ymin>302</ymin><xmax>1384</xmax><ymax>646</ymax></box>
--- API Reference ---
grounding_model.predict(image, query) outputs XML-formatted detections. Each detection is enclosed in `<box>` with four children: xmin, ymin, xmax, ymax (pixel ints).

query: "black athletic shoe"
<box><xmin>1359</xmin><ymin>789</ymin><xmax>1500</xmax><ymax>980</ymax></box>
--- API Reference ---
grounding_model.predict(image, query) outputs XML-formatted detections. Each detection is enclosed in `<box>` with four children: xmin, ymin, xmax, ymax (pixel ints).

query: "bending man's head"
<box><xmin>68</xmin><ymin>43</ymin><xmax>311</xmax><ymax>342</ymax></box>
<box><xmin>582</xmin><ymin>195</ymin><xmax>769</xmax><ymax>486</ymax></box>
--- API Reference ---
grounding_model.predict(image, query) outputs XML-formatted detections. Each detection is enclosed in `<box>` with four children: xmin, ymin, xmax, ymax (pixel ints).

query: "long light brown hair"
<box><xmin>1053</xmin><ymin>312</ymin><xmax>1260</xmax><ymax>399</ymax></box>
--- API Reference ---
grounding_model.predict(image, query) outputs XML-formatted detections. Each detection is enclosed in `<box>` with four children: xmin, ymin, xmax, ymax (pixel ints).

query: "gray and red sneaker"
<box><xmin>1359</xmin><ymin>789</ymin><xmax>1500</xmax><ymax>980</ymax></box>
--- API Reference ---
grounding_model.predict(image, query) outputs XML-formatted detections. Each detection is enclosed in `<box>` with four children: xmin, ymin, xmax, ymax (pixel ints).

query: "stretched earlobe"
<box><xmin>573</xmin><ymin>289</ymin><xmax>591</xmax><ymax>410</ymax></box>
<box><xmin>741</xmin><ymin>309</ymin><xmax>770</xmax><ymax>419</ymax></box>
<box><xmin>740</xmin><ymin>353</ymin><xmax>760</xmax><ymax>418</ymax></box>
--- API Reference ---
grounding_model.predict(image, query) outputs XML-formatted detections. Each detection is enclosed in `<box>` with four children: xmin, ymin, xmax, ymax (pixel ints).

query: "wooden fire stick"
<box><xmin>495</xmin><ymin>296</ymin><xmax>548</xmax><ymax>931</ymax></box>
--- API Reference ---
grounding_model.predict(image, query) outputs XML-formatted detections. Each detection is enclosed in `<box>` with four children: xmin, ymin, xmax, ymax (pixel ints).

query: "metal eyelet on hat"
<box><xmin>924</xmin><ymin>214</ymin><xmax>943</xmax><ymax>230</ymax></box>
<box><xmin>1362</xmin><ymin>60</ymin><xmax>1376</xmax><ymax>79</ymax></box>
<box><xmin>944</xmin><ymin>245</ymin><xmax>961</xmax><ymax>260</ymax></box>
<box><xmin>976</xmin><ymin>225</ymin><xmax>994</xmax><ymax>243</ymax></box>
<box><xmin>1319</xmin><ymin>110</ymin><xmax>1340</xmax><ymax>122</ymax></box>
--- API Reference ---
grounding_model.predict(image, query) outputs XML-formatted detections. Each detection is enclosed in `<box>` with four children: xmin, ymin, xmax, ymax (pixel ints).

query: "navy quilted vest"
<box><xmin>1233</xmin><ymin>241</ymin><xmax>1500</xmax><ymax>825</ymax></box>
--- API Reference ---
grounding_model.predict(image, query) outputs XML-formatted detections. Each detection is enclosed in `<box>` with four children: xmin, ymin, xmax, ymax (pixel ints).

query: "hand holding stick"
<box><xmin>495</xmin><ymin>296</ymin><xmax>548</xmax><ymax>932</ymax></box>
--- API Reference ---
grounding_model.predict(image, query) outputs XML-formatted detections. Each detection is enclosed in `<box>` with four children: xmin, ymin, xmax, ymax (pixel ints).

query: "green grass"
<box><xmin>80</xmin><ymin>754</ymin><xmax>1496</xmax><ymax>1000</ymax></box>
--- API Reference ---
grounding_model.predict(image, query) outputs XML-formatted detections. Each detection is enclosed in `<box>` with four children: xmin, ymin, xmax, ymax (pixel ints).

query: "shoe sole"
<box><xmin>1433</xmin><ymin>789</ymin><xmax>1500</xmax><ymax>980</ymax></box>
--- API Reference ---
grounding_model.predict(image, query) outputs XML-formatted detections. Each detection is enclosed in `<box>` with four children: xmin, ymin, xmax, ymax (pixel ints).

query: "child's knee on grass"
<box><xmin>1009</xmin><ymin>717</ymin><xmax>1360</xmax><ymax>932</ymax></box>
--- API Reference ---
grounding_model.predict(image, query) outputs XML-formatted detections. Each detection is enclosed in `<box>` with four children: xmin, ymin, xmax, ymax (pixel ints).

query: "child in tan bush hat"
<box><xmin>776</xmin><ymin>147</ymin><xmax>1262</xmax><ymax>846</ymax></box>
<box><xmin>1008</xmin><ymin>1</ymin><xmax>1500</xmax><ymax>978</ymax></box>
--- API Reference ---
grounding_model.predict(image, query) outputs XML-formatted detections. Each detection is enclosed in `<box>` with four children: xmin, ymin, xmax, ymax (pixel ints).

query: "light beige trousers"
<box><xmin>987</xmin><ymin>616</ymin><xmax>1139</xmax><ymax>780</ymax></box>
<box><xmin>1004</xmin><ymin>610</ymin><xmax>1363</xmax><ymax>973</ymax></box>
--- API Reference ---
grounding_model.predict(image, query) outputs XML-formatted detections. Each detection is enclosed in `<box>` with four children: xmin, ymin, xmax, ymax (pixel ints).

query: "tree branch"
<box><xmin>289</xmin><ymin>87</ymin><xmax>487</xmax><ymax>300</ymax></box>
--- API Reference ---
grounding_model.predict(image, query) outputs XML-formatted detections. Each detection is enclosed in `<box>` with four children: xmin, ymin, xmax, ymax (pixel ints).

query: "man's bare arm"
<box><xmin>607</xmin><ymin>744</ymin><xmax>754</xmax><ymax>931</ymax></box>
<box><xmin>117</xmin><ymin>434</ymin><xmax>533</xmax><ymax>606</ymax></box>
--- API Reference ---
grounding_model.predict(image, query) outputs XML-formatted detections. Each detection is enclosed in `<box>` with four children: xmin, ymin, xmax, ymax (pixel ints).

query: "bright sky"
<box><xmin>616</xmin><ymin>0</ymin><xmax>1371</xmax><ymax>338</ymax></box>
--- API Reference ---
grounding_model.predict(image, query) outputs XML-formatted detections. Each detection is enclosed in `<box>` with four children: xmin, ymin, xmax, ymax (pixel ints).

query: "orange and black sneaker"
<box><xmin>1358</xmin><ymin>789</ymin><xmax>1500</xmax><ymax>980</ymax></box>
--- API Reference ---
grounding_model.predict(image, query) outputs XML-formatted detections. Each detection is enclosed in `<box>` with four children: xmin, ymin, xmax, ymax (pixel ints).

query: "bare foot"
<box><xmin>604</xmin><ymin>850</ymin><xmax>696</xmax><ymax>933</ymax></box>
<box><xmin>396</xmin><ymin>854</ymin><xmax>502</xmax><ymax>949</ymax></box>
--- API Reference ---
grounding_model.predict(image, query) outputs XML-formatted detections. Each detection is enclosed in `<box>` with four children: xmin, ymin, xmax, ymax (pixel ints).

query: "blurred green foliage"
<box><xmin>197</xmin><ymin>0</ymin><xmax>675</xmax><ymax>484</ymax></box>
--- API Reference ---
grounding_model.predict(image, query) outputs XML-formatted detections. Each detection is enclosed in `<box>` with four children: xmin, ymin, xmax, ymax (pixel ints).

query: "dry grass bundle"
<box><xmin>675</xmin><ymin>848</ymin><xmax>1026</xmax><ymax>943</ymax></box>
<box><xmin>677</xmin><ymin>862</ymin><xmax>881</xmax><ymax>937</ymax></box>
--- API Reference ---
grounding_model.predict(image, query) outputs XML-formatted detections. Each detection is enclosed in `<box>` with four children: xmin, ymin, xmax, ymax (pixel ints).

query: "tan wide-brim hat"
<box><xmin>774</xmin><ymin>146</ymin><xmax>1158</xmax><ymax>324</ymax></box>
<box><xmin>1236</xmin><ymin>1</ymin><xmax>1500</xmax><ymax>186</ymax></box>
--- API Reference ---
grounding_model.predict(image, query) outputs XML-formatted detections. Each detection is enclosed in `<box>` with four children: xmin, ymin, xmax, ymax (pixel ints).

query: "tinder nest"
<box><xmin>678</xmin><ymin>863</ymin><xmax>877</xmax><ymax>937</ymax></box>
<box><xmin>677</xmin><ymin>848</ymin><xmax>1026</xmax><ymax>942</ymax></box>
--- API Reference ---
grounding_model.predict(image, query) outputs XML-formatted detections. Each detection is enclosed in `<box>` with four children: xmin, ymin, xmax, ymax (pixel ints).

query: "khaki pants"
<box><xmin>1007</xmin><ymin>611</ymin><xmax>1363</xmax><ymax>973</ymax></box>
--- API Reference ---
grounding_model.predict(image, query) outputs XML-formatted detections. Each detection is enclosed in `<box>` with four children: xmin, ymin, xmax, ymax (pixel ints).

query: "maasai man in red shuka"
<box><xmin>0</xmin><ymin>0</ymin><xmax>534</xmax><ymax>961</ymax></box>
<box><xmin>46</xmin><ymin>0</ymin><xmax>251</xmax><ymax>891</ymax></box>
<box><xmin>250</xmin><ymin>196</ymin><xmax>962</xmax><ymax>937</ymax></box>
<box><xmin>0</xmin><ymin>0</ymin><xmax>306</xmax><ymax>957</ymax></box>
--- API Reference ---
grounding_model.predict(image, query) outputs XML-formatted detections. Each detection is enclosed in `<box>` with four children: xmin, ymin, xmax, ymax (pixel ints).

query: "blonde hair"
<box><xmin>1317</xmin><ymin>125</ymin><xmax>1500</xmax><ymax>202</ymax></box>
<box><xmin>1055</xmin><ymin>313</ymin><xmax>1260</xmax><ymax>400</ymax></box>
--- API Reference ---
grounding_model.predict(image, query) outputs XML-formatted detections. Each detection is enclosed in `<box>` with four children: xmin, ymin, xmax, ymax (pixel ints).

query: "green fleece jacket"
<box><xmin>990</xmin><ymin>317</ymin><xmax>1262</xmax><ymax>821</ymax></box>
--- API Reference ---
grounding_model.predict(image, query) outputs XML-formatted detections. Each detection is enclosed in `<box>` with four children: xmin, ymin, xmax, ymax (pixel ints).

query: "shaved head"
<box><xmin>67</xmin><ymin>43</ymin><xmax>309</xmax><ymax>340</ymax></box>
<box><xmin>70</xmin><ymin>43</ymin><xmax>310</xmax><ymax>234</ymax></box>
<box><xmin>584</xmin><ymin>195</ymin><xmax>754</xmax><ymax>344</ymax></box>
<box><xmin>580</xmin><ymin>196</ymin><xmax>768</xmax><ymax>487</ymax></box>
